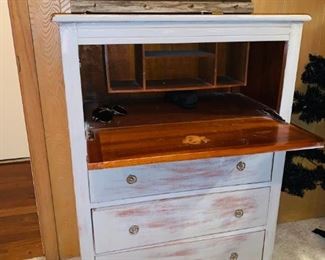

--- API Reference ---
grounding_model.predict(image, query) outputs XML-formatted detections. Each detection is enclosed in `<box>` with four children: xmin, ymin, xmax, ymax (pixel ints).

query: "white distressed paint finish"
<box><xmin>58</xmin><ymin>24</ymin><xmax>94</xmax><ymax>259</ymax></box>
<box><xmin>54</xmin><ymin>15</ymin><xmax>310</xmax><ymax>260</ymax></box>
<box><xmin>92</xmin><ymin>188</ymin><xmax>270</xmax><ymax>253</ymax></box>
<box><xmin>74</xmin><ymin>25</ymin><xmax>291</xmax><ymax>45</ymax></box>
<box><xmin>96</xmin><ymin>231</ymin><xmax>265</xmax><ymax>260</ymax></box>
<box><xmin>53</xmin><ymin>14</ymin><xmax>311</xmax><ymax>23</ymax></box>
<box><xmin>89</xmin><ymin>153</ymin><xmax>273</xmax><ymax>203</ymax></box>
<box><xmin>279</xmin><ymin>24</ymin><xmax>304</xmax><ymax>122</ymax></box>
<box><xmin>263</xmin><ymin>152</ymin><xmax>286</xmax><ymax>260</ymax></box>
<box><xmin>52</xmin><ymin>15</ymin><xmax>310</xmax><ymax>45</ymax></box>
<box><xmin>95</xmin><ymin>225</ymin><xmax>266</xmax><ymax>254</ymax></box>
<box><xmin>90</xmin><ymin>182</ymin><xmax>270</xmax><ymax>209</ymax></box>
<box><xmin>77</xmin><ymin>23</ymin><xmax>291</xmax><ymax>45</ymax></box>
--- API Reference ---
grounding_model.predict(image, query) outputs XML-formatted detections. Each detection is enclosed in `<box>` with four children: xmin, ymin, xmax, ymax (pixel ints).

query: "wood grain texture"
<box><xmin>84</xmin><ymin>93</ymin><xmax>268</xmax><ymax>130</ymax></box>
<box><xmin>217</xmin><ymin>42</ymin><xmax>249</xmax><ymax>86</ymax></box>
<box><xmin>7</xmin><ymin>1</ymin><xmax>58</xmax><ymax>258</ymax></box>
<box><xmin>87</xmin><ymin>106</ymin><xmax>323</xmax><ymax>169</ymax></box>
<box><xmin>84</xmin><ymin>42</ymin><xmax>247</xmax><ymax>93</ymax></box>
<box><xmin>106</xmin><ymin>45</ymin><xmax>137</xmax><ymax>82</ymax></box>
<box><xmin>145</xmin><ymin>44</ymin><xmax>199</xmax><ymax>81</ymax></box>
<box><xmin>80</xmin><ymin>45</ymin><xmax>108</xmax><ymax>99</ymax></box>
<box><xmin>89</xmin><ymin>153</ymin><xmax>273</xmax><ymax>203</ymax></box>
<box><xmin>97</xmin><ymin>231</ymin><xmax>264</xmax><ymax>260</ymax></box>
<box><xmin>278</xmin><ymin>187</ymin><xmax>325</xmax><ymax>223</ymax></box>
<box><xmin>60</xmin><ymin>0</ymin><xmax>72</xmax><ymax>13</ymax></box>
<box><xmin>27</xmin><ymin>0</ymin><xmax>79</xmax><ymax>257</ymax></box>
<box><xmin>254</xmin><ymin>0</ymin><xmax>325</xmax><ymax>91</ymax></box>
<box><xmin>283</xmin><ymin>1</ymin><xmax>325</xmax><ymax>91</ymax></box>
<box><xmin>244</xmin><ymin>41</ymin><xmax>287</xmax><ymax>111</ymax></box>
<box><xmin>70</xmin><ymin>0</ymin><xmax>253</xmax><ymax>14</ymax></box>
<box><xmin>93</xmin><ymin>188</ymin><xmax>269</xmax><ymax>253</ymax></box>
<box><xmin>0</xmin><ymin>161</ymin><xmax>42</xmax><ymax>259</ymax></box>
<box><xmin>0</xmin><ymin>213</ymin><xmax>43</xmax><ymax>260</ymax></box>
<box><xmin>253</xmin><ymin>0</ymin><xmax>325</xmax><ymax>226</ymax></box>
<box><xmin>0</xmin><ymin>161</ymin><xmax>36</xmax><ymax>218</ymax></box>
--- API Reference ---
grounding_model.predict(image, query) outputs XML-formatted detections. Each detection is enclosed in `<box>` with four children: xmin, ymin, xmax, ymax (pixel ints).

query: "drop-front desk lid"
<box><xmin>86</xmin><ymin>94</ymin><xmax>323</xmax><ymax>169</ymax></box>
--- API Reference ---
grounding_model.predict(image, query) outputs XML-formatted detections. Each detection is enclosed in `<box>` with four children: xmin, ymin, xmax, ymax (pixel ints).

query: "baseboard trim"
<box><xmin>0</xmin><ymin>157</ymin><xmax>30</xmax><ymax>164</ymax></box>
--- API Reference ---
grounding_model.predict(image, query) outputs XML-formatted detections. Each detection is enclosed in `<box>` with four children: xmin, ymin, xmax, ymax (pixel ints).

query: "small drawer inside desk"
<box><xmin>89</xmin><ymin>153</ymin><xmax>273</xmax><ymax>203</ymax></box>
<box><xmin>92</xmin><ymin>188</ymin><xmax>270</xmax><ymax>253</ymax></box>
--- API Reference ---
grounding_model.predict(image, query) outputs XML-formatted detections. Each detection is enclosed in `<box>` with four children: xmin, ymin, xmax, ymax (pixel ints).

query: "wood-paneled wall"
<box><xmin>254</xmin><ymin>0</ymin><xmax>325</xmax><ymax>223</ymax></box>
<box><xmin>9</xmin><ymin>0</ymin><xmax>325</xmax><ymax>258</ymax></box>
<box><xmin>8</xmin><ymin>0</ymin><xmax>60</xmax><ymax>258</ymax></box>
<box><xmin>254</xmin><ymin>0</ymin><xmax>325</xmax><ymax>91</ymax></box>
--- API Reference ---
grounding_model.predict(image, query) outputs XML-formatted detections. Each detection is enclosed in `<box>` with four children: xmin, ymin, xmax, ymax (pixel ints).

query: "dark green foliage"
<box><xmin>282</xmin><ymin>150</ymin><xmax>325</xmax><ymax>197</ymax></box>
<box><xmin>283</xmin><ymin>54</ymin><xmax>325</xmax><ymax>197</ymax></box>
<box><xmin>293</xmin><ymin>86</ymin><xmax>325</xmax><ymax>123</ymax></box>
<box><xmin>301</xmin><ymin>54</ymin><xmax>325</xmax><ymax>88</ymax></box>
<box><xmin>292</xmin><ymin>54</ymin><xmax>325</xmax><ymax>123</ymax></box>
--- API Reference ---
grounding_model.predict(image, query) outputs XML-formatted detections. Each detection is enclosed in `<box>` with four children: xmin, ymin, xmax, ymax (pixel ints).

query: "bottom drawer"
<box><xmin>96</xmin><ymin>231</ymin><xmax>265</xmax><ymax>260</ymax></box>
<box><xmin>93</xmin><ymin>188</ymin><xmax>269</xmax><ymax>253</ymax></box>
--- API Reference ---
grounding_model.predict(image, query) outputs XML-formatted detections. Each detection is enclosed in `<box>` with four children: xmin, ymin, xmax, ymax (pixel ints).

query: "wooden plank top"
<box><xmin>88</xmin><ymin>116</ymin><xmax>323</xmax><ymax>169</ymax></box>
<box><xmin>70</xmin><ymin>0</ymin><xmax>254</xmax><ymax>15</ymax></box>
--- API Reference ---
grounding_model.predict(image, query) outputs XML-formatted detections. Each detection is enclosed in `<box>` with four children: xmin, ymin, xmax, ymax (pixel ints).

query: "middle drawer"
<box><xmin>89</xmin><ymin>153</ymin><xmax>273</xmax><ymax>203</ymax></box>
<box><xmin>92</xmin><ymin>187</ymin><xmax>270</xmax><ymax>253</ymax></box>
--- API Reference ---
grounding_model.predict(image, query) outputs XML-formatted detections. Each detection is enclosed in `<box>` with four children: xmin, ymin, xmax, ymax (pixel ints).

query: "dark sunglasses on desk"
<box><xmin>91</xmin><ymin>105</ymin><xmax>127</xmax><ymax>124</ymax></box>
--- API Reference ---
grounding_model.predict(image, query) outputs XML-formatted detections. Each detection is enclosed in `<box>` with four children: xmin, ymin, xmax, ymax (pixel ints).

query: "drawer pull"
<box><xmin>126</xmin><ymin>175</ymin><xmax>137</xmax><ymax>184</ymax></box>
<box><xmin>236</xmin><ymin>161</ymin><xmax>246</xmax><ymax>171</ymax></box>
<box><xmin>234</xmin><ymin>209</ymin><xmax>244</xmax><ymax>218</ymax></box>
<box><xmin>129</xmin><ymin>225</ymin><xmax>139</xmax><ymax>235</ymax></box>
<box><xmin>230</xmin><ymin>252</ymin><xmax>239</xmax><ymax>260</ymax></box>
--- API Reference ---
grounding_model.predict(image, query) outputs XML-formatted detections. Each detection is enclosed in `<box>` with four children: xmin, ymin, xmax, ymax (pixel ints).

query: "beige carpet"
<box><xmin>274</xmin><ymin>218</ymin><xmax>325</xmax><ymax>260</ymax></box>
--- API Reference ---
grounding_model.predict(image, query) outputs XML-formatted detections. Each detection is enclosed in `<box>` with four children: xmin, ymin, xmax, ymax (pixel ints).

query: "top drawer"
<box><xmin>89</xmin><ymin>153</ymin><xmax>273</xmax><ymax>203</ymax></box>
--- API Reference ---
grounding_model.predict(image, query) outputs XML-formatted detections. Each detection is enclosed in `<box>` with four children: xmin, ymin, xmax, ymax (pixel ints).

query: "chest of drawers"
<box><xmin>54</xmin><ymin>14</ymin><xmax>323</xmax><ymax>259</ymax></box>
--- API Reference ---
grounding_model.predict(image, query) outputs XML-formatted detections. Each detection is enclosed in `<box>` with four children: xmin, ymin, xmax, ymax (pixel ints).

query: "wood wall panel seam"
<box><xmin>26</xmin><ymin>0</ymin><xmax>79</xmax><ymax>257</ymax></box>
<box><xmin>7</xmin><ymin>0</ymin><xmax>59</xmax><ymax>259</ymax></box>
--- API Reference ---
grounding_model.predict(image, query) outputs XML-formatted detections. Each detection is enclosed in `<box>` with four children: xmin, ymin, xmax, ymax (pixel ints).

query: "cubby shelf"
<box><xmin>104</xmin><ymin>43</ymin><xmax>249</xmax><ymax>93</ymax></box>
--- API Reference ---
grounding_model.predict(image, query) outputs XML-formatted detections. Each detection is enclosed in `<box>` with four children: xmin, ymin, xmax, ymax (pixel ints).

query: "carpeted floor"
<box><xmin>26</xmin><ymin>218</ymin><xmax>325</xmax><ymax>260</ymax></box>
<box><xmin>274</xmin><ymin>218</ymin><xmax>325</xmax><ymax>260</ymax></box>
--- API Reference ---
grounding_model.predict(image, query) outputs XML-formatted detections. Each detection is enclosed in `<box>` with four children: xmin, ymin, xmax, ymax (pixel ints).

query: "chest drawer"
<box><xmin>89</xmin><ymin>153</ymin><xmax>273</xmax><ymax>203</ymax></box>
<box><xmin>92</xmin><ymin>188</ymin><xmax>269</xmax><ymax>253</ymax></box>
<box><xmin>96</xmin><ymin>231</ymin><xmax>265</xmax><ymax>260</ymax></box>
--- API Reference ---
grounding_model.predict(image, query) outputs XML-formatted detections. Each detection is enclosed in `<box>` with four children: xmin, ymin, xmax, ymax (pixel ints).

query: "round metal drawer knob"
<box><xmin>230</xmin><ymin>252</ymin><xmax>239</xmax><ymax>260</ymax></box>
<box><xmin>126</xmin><ymin>174</ymin><xmax>137</xmax><ymax>184</ymax></box>
<box><xmin>234</xmin><ymin>209</ymin><xmax>244</xmax><ymax>218</ymax></box>
<box><xmin>129</xmin><ymin>225</ymin><xmax>139</xmax><ymax>235</ymax></box>
<box><xmin>236</xmin><ymin>161</ymin><xmax>246</xmax><ymax>171</ymax></box>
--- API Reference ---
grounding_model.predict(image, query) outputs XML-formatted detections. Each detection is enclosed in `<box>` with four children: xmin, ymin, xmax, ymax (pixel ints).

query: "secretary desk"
<box><xmin>53</xmin><ymin>14</ymin><xmax>323</xmax><ymax>260</ymax></box>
